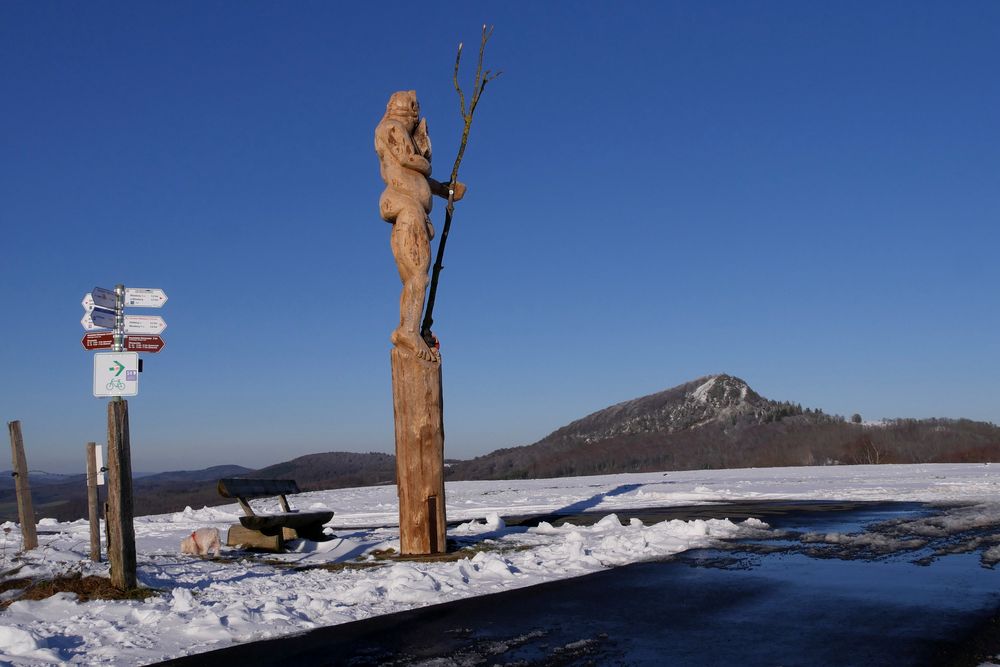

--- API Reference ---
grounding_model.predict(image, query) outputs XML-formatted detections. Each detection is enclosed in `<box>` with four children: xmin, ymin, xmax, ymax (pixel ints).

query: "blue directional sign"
<box><xmin>89</xmin><ymin>307</ymin><xmax>116</xmax><ymax>329</ymax></box>
<box><xmin>91</xmin><ymin>287</ymin><xmax>116</xmax><ymax>310</ymax></box>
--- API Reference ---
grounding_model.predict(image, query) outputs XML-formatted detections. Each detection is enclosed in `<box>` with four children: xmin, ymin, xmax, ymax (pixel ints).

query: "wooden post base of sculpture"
<box><xmin>391</xmin><ymin>347</ymin><xmax>446</xmax><ymax>555</ymax></box>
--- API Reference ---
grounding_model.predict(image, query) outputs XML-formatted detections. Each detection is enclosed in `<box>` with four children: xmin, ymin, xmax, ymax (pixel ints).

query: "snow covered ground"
<box><xmin>1</xmin><ymin>463</ymin><xmax>999</xmax><ymax>665</ymax></box>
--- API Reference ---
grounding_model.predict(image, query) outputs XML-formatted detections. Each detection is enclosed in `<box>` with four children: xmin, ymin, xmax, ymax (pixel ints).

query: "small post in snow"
<box><xmin>86</xmin><ymin>441</ymin><xmax>102</xmax><ymax>562</ymax></box>
<box><xmin>6</xmin><ymin>420</ymin><xmax>38</xmax><ymax>551</ymax></box>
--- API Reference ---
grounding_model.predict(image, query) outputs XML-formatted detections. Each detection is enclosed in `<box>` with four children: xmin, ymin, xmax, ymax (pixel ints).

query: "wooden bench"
<box><xmin>218</xmin><ymin>478</ymin><xmax>335</xmax><ymax>552</ymax></box>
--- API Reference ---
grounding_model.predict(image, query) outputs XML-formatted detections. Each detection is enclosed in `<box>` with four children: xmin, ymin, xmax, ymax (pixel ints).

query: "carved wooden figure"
<box><xmin>375</xmin><ymin>91</ymin><xmax>463</xmax><ymax>554</ymax></box>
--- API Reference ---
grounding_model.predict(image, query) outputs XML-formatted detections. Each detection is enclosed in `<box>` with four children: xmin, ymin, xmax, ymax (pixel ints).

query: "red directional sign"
<box><xmin>125</xmin><ymin>335</ymin><xmax>165</xmax><ymax>353</ymax></box>
<box><xmin>82</xmin><ymin>332</ymin><xmax>114</xmax><ymax>350</ymax></box>
<box><xmin>81</xmin><ymin>333</ymin><xmax>165</xmax><ymax>353</ymax></box>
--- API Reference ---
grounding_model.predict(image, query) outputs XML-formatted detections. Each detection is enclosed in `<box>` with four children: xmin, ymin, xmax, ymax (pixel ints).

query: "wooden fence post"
<box><xmin>106</xmin><ymin>401</ymin><xmax>137</xmax><ymax>589</ymax></box>
<box><xmin>86</xmin><ymin>442</ymin><xmax>101</xmax><ymax>562</ymax></box>
<box><xmin>7</xmin><ymin>421</ymin><xmax>38</xmax><ymax>551</ymax></box>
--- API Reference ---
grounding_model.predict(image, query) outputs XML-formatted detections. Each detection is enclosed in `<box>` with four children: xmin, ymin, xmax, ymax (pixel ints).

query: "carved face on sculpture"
<box><xmin>386</xmin><ymin>90</ymin><xmax>420</xmax><ymax>131</ymax></box>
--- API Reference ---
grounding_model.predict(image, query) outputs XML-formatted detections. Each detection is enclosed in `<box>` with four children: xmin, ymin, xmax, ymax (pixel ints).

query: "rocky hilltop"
<box><xmin>549</xmin><ymin>374</ymin><xmax>801</xmax><ymax>446</ymax></box>
<box><xmin>447</xmin><ymin>375</ymin><xmax>1000</xmax><ymax>480</ymax></box>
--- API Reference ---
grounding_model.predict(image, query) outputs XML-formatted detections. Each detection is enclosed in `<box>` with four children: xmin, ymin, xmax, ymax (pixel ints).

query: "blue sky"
<box><xmin>2</xmin><ymin>2</ymin><xmax>998</xmax><ymax>472</ymax></box>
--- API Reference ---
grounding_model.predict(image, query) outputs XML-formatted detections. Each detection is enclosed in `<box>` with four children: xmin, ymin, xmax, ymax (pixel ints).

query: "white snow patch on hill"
<box><xmin>691</xmin><ymin>376</ymin><xmax>717</xmax><ymax>403</ymax></box>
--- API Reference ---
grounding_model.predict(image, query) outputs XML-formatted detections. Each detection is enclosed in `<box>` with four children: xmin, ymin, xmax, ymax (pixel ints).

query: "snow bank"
<box><xmin>1</xmin><ymin>463</ymin><xmax>999</xmax><ymax>664</ymax></box>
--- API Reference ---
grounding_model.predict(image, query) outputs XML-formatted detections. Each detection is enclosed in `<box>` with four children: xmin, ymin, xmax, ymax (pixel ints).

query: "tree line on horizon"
<box><xmin>445</xmin><ymin>416</ymin><xmax>1000</xmax><ymax>480</ymax></box>
<box><xmin>2</xmin><ymin>417</ymin><xmax>998</xmax><ymax>523</ymax></box>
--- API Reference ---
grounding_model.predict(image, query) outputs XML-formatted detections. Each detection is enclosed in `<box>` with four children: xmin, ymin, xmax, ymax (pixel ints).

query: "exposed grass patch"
<box><xmin>450</xmin><ymin>540</ymin><xmax>534</xmax><ymax>556</ymax></box>
<box><xmin>372</xmin><ymin>540</ymin><xmax>534</xmax><ymax>563</ymax></box>
<box><xmin>229</xmin><ymin>538</ymin><xmax>534</xmax><ymax>573</ymax></box>
<box><xmin>0</xmin><ymin>572</ymin><xmax>158</xmax><ymax>609</ymax></box>
<box><xmin>0</xmin><ymin>576</ymin><xmax>32</xmax><ymax>597</ymax></box>
<box><xmin>245</xmin><ymin>556</ymin><xmax>389</xmax><ymax>574</ymax></box>
<box><xmin>292</xmin><ymin>560</ymin><xmax>387</xmax><ymax>573</ymax></box>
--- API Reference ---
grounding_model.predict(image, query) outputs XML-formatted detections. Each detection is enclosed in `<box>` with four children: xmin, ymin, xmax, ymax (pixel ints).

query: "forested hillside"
<box><xmin>5</xmin><ymin>375</ymin><xmax>999</xmax><ymax>521</ymax></box>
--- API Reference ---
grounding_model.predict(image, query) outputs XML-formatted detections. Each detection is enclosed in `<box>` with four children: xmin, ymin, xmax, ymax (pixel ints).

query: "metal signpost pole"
<box><xmin>106</xmin><ymin>283</ymin><xmax>137</xmax><ymax>589</ymax></box>
<box><xmin>113</xmin><ymin>286</ymin><xmax>125</xmax><ymax>361</ymax></box>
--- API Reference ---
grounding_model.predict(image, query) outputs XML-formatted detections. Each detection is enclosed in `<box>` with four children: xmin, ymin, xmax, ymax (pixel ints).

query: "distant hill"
<box><xmin>0</xmin><ymin>472</ymin><xmax>86</xmax><ymax>491</ymax></box>
<box><xmin>0</xmin><ymin>454</ymin><xmax>394</xmax><ymax>523</ymax></box>
<box><xmin>137</xmin><ymin>464</ymin><xmax>254</xmax><ymax>484</ymax></box>
<box><xmin>253</xmin><ymin>452</ymin><xmax>396</xmax><ymax>490</ymax></box>
<box><xmin>446</xmin><ymin>374</ymin><xmax>1000</xmax><ymax>480</ymax></box>
<box><xmin>4</xmin><ymin>374</ymin><xmax>999</xmax><ymax>522</ymax></box>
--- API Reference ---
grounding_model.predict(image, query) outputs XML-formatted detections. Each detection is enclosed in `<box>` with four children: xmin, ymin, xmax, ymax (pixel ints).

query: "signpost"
<box><xmin>79</xmin><ymin>283</ymin><xmax>166</xmax><ymax>590</ymax></box>
<box><xmin>80</xmin><ymin>286</ymin><xmax>168</xmax><ymax>376</ymax></box>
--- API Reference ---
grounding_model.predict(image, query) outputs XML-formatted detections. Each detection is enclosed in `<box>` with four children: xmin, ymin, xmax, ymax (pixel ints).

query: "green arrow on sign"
<box><xmin>108</xmin><ymin>361</ymin><xmax>125</xmax><ymax>377</ymax></box>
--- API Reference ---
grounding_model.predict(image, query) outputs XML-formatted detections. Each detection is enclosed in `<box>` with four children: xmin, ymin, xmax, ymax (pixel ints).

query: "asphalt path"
<box><xmin>158</xmin><ymin>501</ymin><xmax>1000</xmax><ymax>666</ymax></box>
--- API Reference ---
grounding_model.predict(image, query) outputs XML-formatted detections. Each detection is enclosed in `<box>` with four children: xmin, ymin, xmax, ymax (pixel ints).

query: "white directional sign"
<box><xmin>93</xmin><ymin>352</ymin><xmax>139</xmax><ymax>397</ymax></box>
<box><xmin>89</xmin><ymin>307</ymin><xmax>116</xmax><ymax>329</ymax></box>
<box><xmin>124</xmin><ymin>288</ymin><xmax>168</xmax><ymax>308</ymax></box>
<box><xmin>123</xmin><ymin>315</ymin><xmax>166</xmax><ymax>335</ymax></box>
<box><xmin>91</xmin><ymin>287</ymin><xmax>117</xmax><ymax>310</ymax></box>
<box><xmin>82</xmin><ymin>311</ymin><xmax>115</xmax><ymax>331</ymax></box>
<box><xmin>82</xmin><ymin>293</ymin><xmax>96</xmax><ymax>312</ymax></box>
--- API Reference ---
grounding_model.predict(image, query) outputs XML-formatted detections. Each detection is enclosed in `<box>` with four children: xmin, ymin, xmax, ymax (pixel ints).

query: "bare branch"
<box><xmin>421</xmin><ymin>25</ymin><xmax>502</xmax><ymax>344</ymax></box>
<box><xmin>448</xmin><ymin>24</ymin><xmax>499</xmax><ymax>185</ymax></box>
<box><xmin>453</xmin><ymin>42</ymin><xmax>466</xmax><ymax>118</ymax></box>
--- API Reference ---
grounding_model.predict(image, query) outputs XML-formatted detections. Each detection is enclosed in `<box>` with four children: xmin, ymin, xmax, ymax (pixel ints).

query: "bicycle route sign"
<box><xmin>93</xmin><ymin>351</ymin><xmax>139</xmax><ymax>397</ymax></box>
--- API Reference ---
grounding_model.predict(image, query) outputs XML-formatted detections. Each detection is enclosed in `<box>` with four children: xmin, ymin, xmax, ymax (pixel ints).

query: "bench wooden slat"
<box><xmin>218</xmin><ymin>478</ymin><xmax>301</xmax><ymax>500</ymax></box>
<box><xmin>240</xmin><ymin>511</ymin><xmax>334</xmax><ymax>533</ymax></box>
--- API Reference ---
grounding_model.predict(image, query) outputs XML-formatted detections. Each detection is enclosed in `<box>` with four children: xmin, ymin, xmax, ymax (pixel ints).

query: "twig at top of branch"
<box><xmin>453</xmin><ymin>43</ymin><xmax>466</xmax><ymax>120</ymax></box>
<box><xmin>449</xmin><ymin>23</ymin><xmax>502</xmax><ymax>187</ymax></box>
